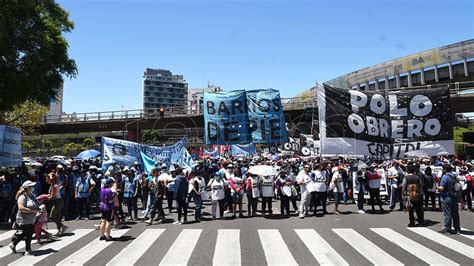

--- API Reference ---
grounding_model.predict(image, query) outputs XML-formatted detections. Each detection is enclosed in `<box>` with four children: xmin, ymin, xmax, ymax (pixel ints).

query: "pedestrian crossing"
<box><xmin>0</xmin><ymin>226</ymin><xmax>472</xmax><ymax>265</ymax></box>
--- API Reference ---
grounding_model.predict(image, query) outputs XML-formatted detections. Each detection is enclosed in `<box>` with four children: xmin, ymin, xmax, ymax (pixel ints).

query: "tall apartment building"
<box><xmin>142</xmin><ymin>68</ymin><xmax>188</xmax><ymax>114</ymax></box>
<box><xmin>187</xmin><ymin>85</ymin><xmax>222</xmax><ymax>114</ymax></box>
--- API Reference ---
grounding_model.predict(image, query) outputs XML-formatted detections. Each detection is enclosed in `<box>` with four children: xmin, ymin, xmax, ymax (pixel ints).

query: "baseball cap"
<box><xmin>56</xmin><ymin>165</ymin><xmax>64</xmax><ymax>169</ymax></box>
<box><xmin>22</xmin><ymin>180</ymin><xmax>36</xmax><ymax>188</ymax></box>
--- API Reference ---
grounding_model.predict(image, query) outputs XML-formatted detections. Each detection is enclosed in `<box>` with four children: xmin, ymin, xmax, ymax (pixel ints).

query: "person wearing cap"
<box><xmin>366</xmin><ymin>163</ymin><xmax>384</xmax><ymax>213</ymax></box>
<box><xmin>74</xmin><ymin>169</ymin><xmax>96</xmax><ymax>221</ymax></box>
<box><xmin>190</xmin><ymin>169</ymin><xmax>206</xmax><ymax>222</ymax></box>
<box><xmin>9</xmin><ymin>180</ymin><xmax>40</xmax><ymax>256</ymax></box>
<box><xmin>54</xmin><ymin>164</ymin><xmax>68</xmax><ymax>219</ymax></box>
<box><xmin>123</xmin><ymin>169</ymin><xmax>139</xmax><ymax>220</ymax></box>
<box><xmin>99</xmin><ymin>178</ymin><xmax>116</xmax><ymax>241</ymax></box>
<box><xmin>276</xmin><ymin>167</ymin><xmax>293</xmax><ymax>217</ymax></box>
<box><xmin>172</xmin><ymin>166</ymin><xmax>188</xmax><ymax>224</ymax></box>
<box><xmin>208</xmin><ymin>170</ymin><xmax>227</xmax><ymax>219</ymax></box>
<box><xmin>330</xmin><ymin>165</ymin><xmax>345</xmax><ymax>215</ymax></box>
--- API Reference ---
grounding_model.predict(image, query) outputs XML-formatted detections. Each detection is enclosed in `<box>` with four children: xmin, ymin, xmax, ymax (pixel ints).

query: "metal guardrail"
<box><xmin>44</xmin><ymin>85</ymin><xmax>474</xmax><ymax>124</ymax></box>
<box><xmin>44</xmin><ymin>96</ymin><xmax>316</xmax><ymax>123</ymax></box>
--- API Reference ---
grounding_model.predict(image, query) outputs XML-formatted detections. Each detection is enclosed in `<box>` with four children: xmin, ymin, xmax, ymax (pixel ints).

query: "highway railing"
<box><xmin>44</xmin><ymin>96</ymin><xmax>315</xmax><ymax>123</ymax></box>
<box><xmin>44</xmin><ymin>84</ymin><xmax>474</xmax><ymax>124</ymax></box>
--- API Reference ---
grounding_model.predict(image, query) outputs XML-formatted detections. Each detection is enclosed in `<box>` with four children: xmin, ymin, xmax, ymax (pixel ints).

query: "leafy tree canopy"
<box><xmin>0</xmin><ymin>0</ymin><xmax>77</xmax><ymax>111</ymax></box>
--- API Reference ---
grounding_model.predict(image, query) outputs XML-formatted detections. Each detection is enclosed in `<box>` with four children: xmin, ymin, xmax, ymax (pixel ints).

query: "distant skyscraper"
<box><xmin>142</xmin><ymin>68</ymin><xmax>188</xmax><ymax>114</ymax></box>
<box><xmin>187</xmin><ymin>85</ymin><xmax>222</xmax><ymax>114</ymax></box>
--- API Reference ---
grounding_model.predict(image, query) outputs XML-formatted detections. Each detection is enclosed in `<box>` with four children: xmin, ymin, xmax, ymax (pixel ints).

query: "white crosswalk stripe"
<box><xmin>333</xmin><ymin>228</ymin><xmax>403</xmax><ymax>266</ymax></box>
<box><xmin>107</xmin><ymin>229</ymin><xmax>165</xmax><ymax>266</ymax></box>
<box><xmin>0</xmin><ymin>229</ymin><xmax>58</xmax><ymax>259</ymax></box>
<box><xmin>295</xmin><ymin>229</ymin><xmax>348</xmax><ymax>266</ymax></box>
<box><xmin>371</xmin><ymin>228</ymin><xmax>458</xmax><ymax>266</ymax></box>
<box><xmin>407</xmin><ymin>227</ymin><xmax>474</xmax><ymax>259</ymax></box>
<box><xmin>159</xmin><ymin>229</ymin><xmax>202</xmax><ymax>266</ymax></box>
<box><xmin>3</xmin><ymin>226</ymin><xmax>471</xmax><ymax>266</ymax></box>
<box><xmin>213</xmin><ymin>229</ymin><xmax>241</xmax><ymax>266</ymax></box>
<box><xmin>58</xmin><ymin>229</ymin><xmax>129</xmax><ymax>266</ymax></box>
<box><xmin>258</xmin><ymin>229</ymin><xmax>298</xmax><ymax>266</ymax></box>
<box><xmin>460</xmin><ymin>227</ymin><xmax>474</xmax><ymax>240</ymax></box>
<box><xmin>0</xmin><ymin>230</ymin><xmax>15</xmax><ymax>242</ymax></box>
<box><xmin>8</xmin><ymin>229</ymin><xmax>93</xmax><ymax>266</ymax></box>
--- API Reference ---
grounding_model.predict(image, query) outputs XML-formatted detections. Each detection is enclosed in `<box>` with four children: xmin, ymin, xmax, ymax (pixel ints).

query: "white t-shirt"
<box><xmin>331</xmin><ymin>172</ymin><xmax>344</xmax><ymax>192</ymax></box>
<box><xmin>193</xmin><ymin>177</ymin><xmax>206</xmax><ymax>193</ymax></box>
<box><xmin>230</xmin><ymin>174</ymin><xmax>245</xmax><ymax>195</ymax></box>
<box><xmin>261</xmin><ymin>176</ymin><xmax>275</xmax><ymax>197</ymax></box>
<box><xmin>388</xmin><ymin>167</ymin><xmax>403</xmax><ymax>188</ymax></box>
<box><xmin>296</xmin><ymin>170</ymin><xmax>312</xmax><ymax>194</ymax></box>
<box><xmin>312</xmin><ymin>170</ymin><xmax>327</xmax><ymax>192</ymax></box>
<box><xmin>208</xmin><ymin>178</ymin><xmax>226</xmax><ymax>201</ymax></box>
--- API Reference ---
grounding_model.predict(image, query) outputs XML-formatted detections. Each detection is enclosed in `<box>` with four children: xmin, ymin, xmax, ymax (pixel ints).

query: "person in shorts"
<box><xmin>99</xmin><ymin>178</ymin><xmax>115</xmax><ymax>241</ymax></box>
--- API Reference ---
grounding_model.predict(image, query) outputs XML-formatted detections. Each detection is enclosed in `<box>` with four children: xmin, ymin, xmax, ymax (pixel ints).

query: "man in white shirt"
<box><xmin>296</xmin><ymin>164</ymin><xmax>312</xmax><ymax>218</ymax></box>
<box><xmin>388</xmin><ymin>162</ymin><xmax>405</xmax><ymax>211</ymax></box>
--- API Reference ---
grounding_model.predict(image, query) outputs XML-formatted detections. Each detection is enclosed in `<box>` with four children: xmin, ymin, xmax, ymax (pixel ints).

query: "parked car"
<box><xmin>22</xmin><ymin>159</ymin><xmax>43</xmax><ymax>168</ymax></box>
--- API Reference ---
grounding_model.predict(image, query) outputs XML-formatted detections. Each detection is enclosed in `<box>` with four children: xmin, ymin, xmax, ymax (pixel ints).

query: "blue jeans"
<box><xmin>143</xmin><ymin>193</ymin><xmax>155</xmax><ymax>218</ymax></box>
<box><xmin>441</xmin><ymin>196</ymin><xmax>460</xmax><ymax>231</ymax></box>
<box><xmin>193</xmin><ymin>192</ymin><xmax>202</xmax><ymax>221</ymax></box>
<box><xmin>390</xmin><ymin>187</ymin><xmax>404</xmax><ymax>210</ymax></box>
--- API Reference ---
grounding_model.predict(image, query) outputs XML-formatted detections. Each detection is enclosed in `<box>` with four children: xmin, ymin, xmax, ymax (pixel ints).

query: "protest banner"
<box><xmin>247</xmin><ymin>89</ymin><xmax>288</xmax><ymax>144</ymax></box>
<box><xmin>317</xmin><ymin>83</ymin><xmax>454</xmax><ymax>159</ymax></box>
<box><xmin>203</xmin><ymin>90</ymin><xmax>250</xmax><ymax>145</ymax></box>
<box><xmin>231</xmin><ymin>143</ymin><xmax>256</xmax><ymax>157</ymax></box>
<box><xmin>0</xmin><ymin>125</ymin><xmax>22</xmax><ymax>167</ymax></box>
<box><xmin>203</xmin><ymin>89</ymin><xmax>288</xmax><ymax>145</ymax></box>
<box><xmin>101</xmin><ymin>137</ymin><xmax>193</xmax><ymax>172</ymax></box>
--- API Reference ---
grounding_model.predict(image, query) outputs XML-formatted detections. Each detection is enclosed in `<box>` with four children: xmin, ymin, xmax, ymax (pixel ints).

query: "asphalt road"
<box><xmin>1</xmin><ymin>198</ymin><xmax>473</xmax><ymax>266</ymax></box>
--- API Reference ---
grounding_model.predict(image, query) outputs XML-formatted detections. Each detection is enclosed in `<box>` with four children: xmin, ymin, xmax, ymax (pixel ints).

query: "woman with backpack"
<box><xmin>9</xmin><ymin>180</ymin><xmax>40</xmax><ymax>256</ymax></box>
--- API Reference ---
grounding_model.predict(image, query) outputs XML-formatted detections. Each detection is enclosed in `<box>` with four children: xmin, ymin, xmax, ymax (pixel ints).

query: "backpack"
<box><xmin>407</xmin><ymin>183</ymin><xmax>420</xmax><ymax>202</ymax></box>
<box><xmin>448</xmin><ymin>174</ymin><xmax>462</xmax><ymax>198</ymax></box>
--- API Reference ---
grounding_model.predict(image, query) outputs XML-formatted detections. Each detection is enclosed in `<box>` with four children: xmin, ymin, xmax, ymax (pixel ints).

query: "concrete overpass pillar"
<box><xmin>448</xmin><ymin>62</ymin><xmax>454</xmax><ymax>79</ymax></box>
<box><xmin>374</xmin><ymin>78</ymin><xmax>379</xmax><ymax>91</ymax></box>
<box><xmin>366</xmin><ymin>80</ymin><xmax>370</xmax><ymax>91</ymax></box>
<box><xmin>434</xmin><ymin>65</ymin><xmax>439</xmax><ymax>82</ymax></box>
<box><xmin>357</xmin><ymin>84</ymin><xmax>361</xmax><ymax>91</ymax></box>
<box><xmin>385</xmin><ymin>76</ymin><xmax>390</xmax><ymax>90</ymax></box>
<box><xmin>420</xmin><ymin>68</ymin><xmax>425</xmax><ymax>85</ymax></box>
<box><xmin>407</xmin><ymin>71</ymin><xmax>412</xmax><ymax>87</ymax></box>
<box><xmin>464</xmin><ymin>59</ymin><xmax>469</xmax><ymax>77</ymax></box>
<box><xmin>396</xmin><ymin>73</ymin><xmax>401</xmax><ymax>89</ymax></box>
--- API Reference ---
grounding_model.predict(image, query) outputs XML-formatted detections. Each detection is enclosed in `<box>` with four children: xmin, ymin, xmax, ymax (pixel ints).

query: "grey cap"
<box><xmin>22</xmin><ymin>180</ymin><xmax>36</xmax><ymax>188</ymax></box>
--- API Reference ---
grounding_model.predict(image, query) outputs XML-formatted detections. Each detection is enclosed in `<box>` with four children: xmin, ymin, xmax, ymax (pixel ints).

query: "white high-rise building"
<box><xmin>187</xmin><ymin>85</ymin><xmax>222</xmax><ymax>114</ymax></box>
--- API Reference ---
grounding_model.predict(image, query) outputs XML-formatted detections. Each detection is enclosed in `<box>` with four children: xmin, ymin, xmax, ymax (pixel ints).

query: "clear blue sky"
<box><xmin>59</xmin><ymin>0</ymin><xmax>473</xmax><ymax>113</ymax></box>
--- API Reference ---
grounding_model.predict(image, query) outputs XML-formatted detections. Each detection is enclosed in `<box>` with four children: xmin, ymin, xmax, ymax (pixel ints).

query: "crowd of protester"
<box><xmin>1</xmin><ymin>154</ymin><xmax>473</xmax><ymax>255</ymax></box>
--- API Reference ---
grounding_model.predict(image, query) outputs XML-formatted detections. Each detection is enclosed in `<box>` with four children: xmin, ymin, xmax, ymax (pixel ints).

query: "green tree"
<box><xmin>2</xmin><ymin>100</ymin><xmax>49</xmax><ymax>134</ymax></box>
<box><xmin>42</xmin><ymin>138</ymin><xmax>54</xmax><ymax>156</ymax></box>
<box><xmin>82</xmin><ymin>137</ymin><xmax>96</xmax><ymax>149</ymax></box>
<box><xmin>142</xmin><ymin>130</ymin><xmax>161</xmax><ymax>144</ymax></box>
<box><xmin>0</xmin><ymin>0</ymin><xmax>77</xmax><ymax>112</ymax></box>
<box><xmin>22</xmin><ymin>140</ymin><xmax>34</xmax><ymax>157</ymax></box>
<box><xmin>63</xmin><ymin>142</ymin><xmax>85</xmax><ymax>156</ymax></box>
